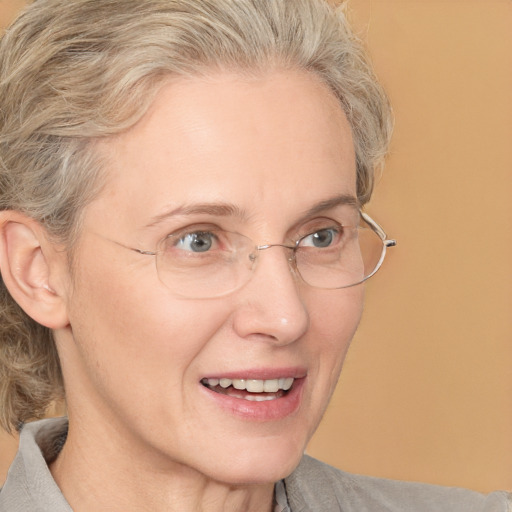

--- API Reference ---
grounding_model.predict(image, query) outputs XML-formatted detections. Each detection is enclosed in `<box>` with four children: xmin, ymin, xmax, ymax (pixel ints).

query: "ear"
<box><xmin>0</xmin><ymin>212</ymin><xmax>70</xmax><ymax>329</ymax></box>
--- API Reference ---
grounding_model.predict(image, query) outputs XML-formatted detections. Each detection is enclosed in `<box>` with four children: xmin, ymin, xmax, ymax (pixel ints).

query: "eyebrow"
<box><xmin>299</xmin><ymin>194</ymin><xmax>359</xmax><ymax>219</ymax></box>
<box><xmin>145</xmin><ymin>193</ymin><xmax>359</xmax><ymax>228</ymax></box>
<box><xmin>145</xmin><ymin>203</ymin><xmax>248</xmax><ymax>228</ymax></box>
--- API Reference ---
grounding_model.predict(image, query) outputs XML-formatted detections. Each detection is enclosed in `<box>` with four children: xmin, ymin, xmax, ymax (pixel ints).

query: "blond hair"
<box><xmin>0</xmin><ymin>0</ymin><xmax>392</xmax><ymax>432</ymax></box>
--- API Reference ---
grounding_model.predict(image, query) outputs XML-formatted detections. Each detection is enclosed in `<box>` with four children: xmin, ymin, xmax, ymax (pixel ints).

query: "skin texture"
<box><xmin>25</xmin><ymin>70</ymin><xmax>363</xmax><ymax>511</ymax></box>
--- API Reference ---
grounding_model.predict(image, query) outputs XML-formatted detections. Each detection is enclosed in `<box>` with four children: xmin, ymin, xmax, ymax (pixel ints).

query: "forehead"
<box><xmin>90</xmin><ymin>70</ymin><xmax>356</xmax><ymax>232</ymax></box>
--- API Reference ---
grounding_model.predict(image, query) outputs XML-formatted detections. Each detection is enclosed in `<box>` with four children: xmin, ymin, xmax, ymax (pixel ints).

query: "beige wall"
<box><xmin>1</xmin><ymin>0</ymin><xmax>511</xmax><ymax>493</ymax></box>
<box><xmin>0</xmin><ymin>0</ymin><xmax>25</xmax><ymax>27</ymax></box>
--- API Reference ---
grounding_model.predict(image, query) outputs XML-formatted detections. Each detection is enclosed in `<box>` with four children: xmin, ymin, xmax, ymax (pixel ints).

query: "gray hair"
<box><xmin>0</xmin><ymin>0</ymin><xmax>392</xmax><ymax>431</ymax></box>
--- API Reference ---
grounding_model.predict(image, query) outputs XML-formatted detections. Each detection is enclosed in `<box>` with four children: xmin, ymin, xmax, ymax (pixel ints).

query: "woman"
<box><xmin>0</xmin><ymin>1</ymin><xmax>509</xmax><ymax>511</ymax></box>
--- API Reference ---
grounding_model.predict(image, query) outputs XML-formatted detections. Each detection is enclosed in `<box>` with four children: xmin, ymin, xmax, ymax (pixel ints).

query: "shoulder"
<box><xmin>0</xmin><ymin>418</ymin><xmax>71</xmax><ymax>512</ymax></box>
<box><xmin>284</xmin><ymin>455</ymin><xmax>511</xmax><ymax>512</ymax></box>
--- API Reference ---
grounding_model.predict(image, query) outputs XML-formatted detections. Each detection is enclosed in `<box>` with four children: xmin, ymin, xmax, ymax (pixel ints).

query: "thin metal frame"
<box><xmin>103</xmin><ymin>210</ymin><xmax>397</xmax><ymax>292</ymax></box>
<box><xmin>359</xmin><ymin>211</ymin><xmax>397</xmax><ymax>284</ymax></box>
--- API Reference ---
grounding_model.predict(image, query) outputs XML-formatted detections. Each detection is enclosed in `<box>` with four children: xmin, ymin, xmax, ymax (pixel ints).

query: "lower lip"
<box><xmin>200</xmin><ymin>378</ymin><xmax>305</xmax><ymax>422</ymax></box>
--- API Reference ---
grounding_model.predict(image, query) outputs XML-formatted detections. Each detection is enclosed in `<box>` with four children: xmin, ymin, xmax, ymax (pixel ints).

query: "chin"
<box><xmin>196</xmin><ymin>436</ymin><xmax>306</xmax><ymax>486</ymax></box>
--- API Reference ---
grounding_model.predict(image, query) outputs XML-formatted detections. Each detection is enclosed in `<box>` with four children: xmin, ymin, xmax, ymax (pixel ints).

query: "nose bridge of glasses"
<box><xmin>248</xmin><ymin>243</ymin><xmax>297</xmax><ymax>266</ymax></box>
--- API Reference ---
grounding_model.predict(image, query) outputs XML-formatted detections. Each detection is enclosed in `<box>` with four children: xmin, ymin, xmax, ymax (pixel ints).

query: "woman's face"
<box><xmin>57</xmin><ymin>69</ymin><xmax>363</xmax><ymax>484</ymax></box>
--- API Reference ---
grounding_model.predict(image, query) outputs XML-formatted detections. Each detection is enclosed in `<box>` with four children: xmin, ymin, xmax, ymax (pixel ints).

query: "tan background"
<box><xmin>1</xmin><ymin>0</ymin><xmax>511</xmax><ymax>493</ymax></box>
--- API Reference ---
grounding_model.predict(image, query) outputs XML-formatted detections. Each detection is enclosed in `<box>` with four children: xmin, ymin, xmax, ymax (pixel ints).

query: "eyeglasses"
<box><xmin>106</xmin><ymin>211</ymin><xmax>396</xmax><ymax>299</ymax></box>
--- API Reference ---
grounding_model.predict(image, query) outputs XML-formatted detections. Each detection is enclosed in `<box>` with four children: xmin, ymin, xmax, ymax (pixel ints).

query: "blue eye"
<box><xmin>301</xmin><ymin>228</ymin><xmax>339</xmax><ymax>248</ymax></box>
<box><xmin>175</xmin><ymin>231</ymin><xmax>216</xmax><ymax>252</ymax></box>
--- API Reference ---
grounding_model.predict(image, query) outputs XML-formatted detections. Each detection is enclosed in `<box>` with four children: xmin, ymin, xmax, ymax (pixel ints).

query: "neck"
<box><xmin>49</xmin><ymin>419</ymin><xmax>275</xmax><ymax>512</ymax></box>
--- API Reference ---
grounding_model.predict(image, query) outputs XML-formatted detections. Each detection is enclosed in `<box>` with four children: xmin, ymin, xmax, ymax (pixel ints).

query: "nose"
<box><xmin>231</xmin><ymin>246</ymin><xmax>309</xmax><ymax>345</ymax></box>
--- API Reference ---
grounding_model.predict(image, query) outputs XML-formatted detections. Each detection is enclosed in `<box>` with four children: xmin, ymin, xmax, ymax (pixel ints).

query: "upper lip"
<box><xmin>201</xmin><ymin>367</ymin><xmax>307</xmax><ymax>381</ymax></box>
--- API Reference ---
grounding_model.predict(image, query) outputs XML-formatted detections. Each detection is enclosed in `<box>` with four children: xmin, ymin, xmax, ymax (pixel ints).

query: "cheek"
<box><xmin>66</xmin><ymin>255</ymin><xmax>232</xmax><ymax>395</ymax></box>
<box><xmin>309</xmin><ymin>286</ymin><xmax>364</xmax><ymax>351</ymax></box>
<box><xmin>293</xmin><ymin>287</ymin><xmax>363</xmax><ymax>443</ymax></box>
<box><xmin>307</xmin><ymin>287</ymin><xmax>364</xmax><ymax>388</ymax></box>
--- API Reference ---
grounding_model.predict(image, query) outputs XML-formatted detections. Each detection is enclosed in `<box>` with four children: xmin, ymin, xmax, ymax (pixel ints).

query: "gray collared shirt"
<box><xmin>1</xmin><ymin>418</ymin><xmax>511</xmax><ymax>512</ymax></box>
<box><xmin>274</xmin><ymin>480</ymin><xmax>291</xmax><ymax>512</ymax></box>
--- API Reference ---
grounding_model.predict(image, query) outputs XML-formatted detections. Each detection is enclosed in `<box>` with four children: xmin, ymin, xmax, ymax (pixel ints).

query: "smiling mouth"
<box><xmin>201</xmin><ymin>377</ymin><xmax>295</xmax><ymax>402</ymax></box>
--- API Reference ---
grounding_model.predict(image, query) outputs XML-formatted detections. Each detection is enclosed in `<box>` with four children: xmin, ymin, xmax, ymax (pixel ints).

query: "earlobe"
<box><xmin>0</xmin><ymin>212</ymin><xmax>69</xmax><ymax>329</ymax></box>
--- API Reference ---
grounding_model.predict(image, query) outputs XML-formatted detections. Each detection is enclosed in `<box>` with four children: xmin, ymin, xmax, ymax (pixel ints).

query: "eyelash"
<box><xmin>164</xmin><ymin>223</ymin><xmax>223</xmax><ymax>241</ymax></box>
<box><xmin>294</xmin><ymin>218</ymin><xmax>349</xmax><ymax>241</ymax></box>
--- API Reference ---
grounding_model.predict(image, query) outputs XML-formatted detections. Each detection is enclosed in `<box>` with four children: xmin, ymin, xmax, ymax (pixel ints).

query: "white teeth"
<box><xmin>244</xmin><ymin>394</ymin><xmax>277</xmax><ymax>402</ymax></box>
<box><xmin>278</xmin><ymin>377</ymin><xmax>294</xmax><ymax>390</ymax></box>
<box><xmin>232</xmin><ymin>379</ymin><xmax>246</xmax><ymax>390</ymax></box>
<box><xmin>203</xmin><ymin>377</ymin><xmax>295</xmax><ymax>393</ymax></box>
<box><xmin>246</xmin><ymin>380</ymin><xmax>264</xmax><ymax>393</ymax></box>
<box><xmin>263</xmin><ymin>379</ymin><xmax>279</xmax><ymax>392</ymax></box>
<box><xmin>283</xmin><ymin>378</ymin><xmax>294</xmax><ymax>391</ymax></box>
<box><xmin>219</xmin><ymin>378</ymin><xmax>231</xmax><ymax>388</ymax></box>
